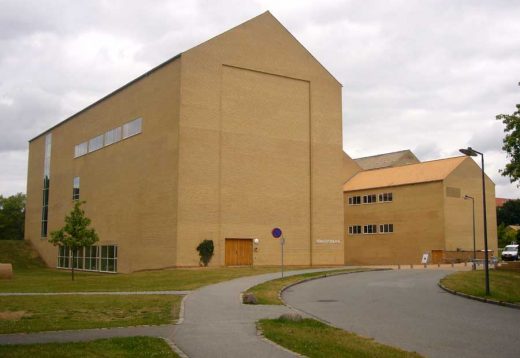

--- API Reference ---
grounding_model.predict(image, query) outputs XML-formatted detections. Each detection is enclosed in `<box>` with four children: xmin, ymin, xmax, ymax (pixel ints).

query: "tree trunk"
<box><xmin>71</xmin><ymin>249</ymin><xmax>75</xmax><ymax>281</ymax></box>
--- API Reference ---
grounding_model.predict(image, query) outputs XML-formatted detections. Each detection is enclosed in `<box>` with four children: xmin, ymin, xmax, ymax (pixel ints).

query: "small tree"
<box><xmin>196</xmin><ymin>240</ymin><xmax>214</xmax><ymax>267</ymax></box>
<box><xmin>49</xmin><ymin>201</ymin><xmax>99</xmax><ymax>280</ymax></box>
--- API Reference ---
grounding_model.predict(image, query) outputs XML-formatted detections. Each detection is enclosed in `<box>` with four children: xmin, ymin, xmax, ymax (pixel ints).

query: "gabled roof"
<box><xmin>30</xmin><ymin>11</ymin><xmax>340</xmax><ymax>142</ymax></box>
<box><xmin>354</xmin><ymin>150</ymin><xmax>420</xmax><ymax>170</ymax></box>
<box><xmin>343</xmin><ymin>156</ymin><xmax>467</xmax><ymax>192</ymax></box>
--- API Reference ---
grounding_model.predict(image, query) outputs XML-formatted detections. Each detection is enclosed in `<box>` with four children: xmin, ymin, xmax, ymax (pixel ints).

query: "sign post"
<box><xmin>272</xmin><ymin>227</ymin><xmax>284</xmax><ymax>278</ymax></box>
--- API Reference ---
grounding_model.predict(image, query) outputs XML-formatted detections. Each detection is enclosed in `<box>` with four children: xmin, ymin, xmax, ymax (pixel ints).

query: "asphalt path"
<box><xmin>283</xmin><ymin>270</ymin><xmax>520</xmax><ymax>358</ymax></box>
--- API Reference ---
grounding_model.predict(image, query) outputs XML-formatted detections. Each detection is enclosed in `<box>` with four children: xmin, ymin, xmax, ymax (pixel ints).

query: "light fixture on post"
<box><xmin>464</xmin><ymin>195</ymin><xmax>476</xmax><ymax>270</ymax></box>
<box><xmin>459</xmin><ymin>147</ymin><xmax>490</xmax><ymax>295</ymax></box>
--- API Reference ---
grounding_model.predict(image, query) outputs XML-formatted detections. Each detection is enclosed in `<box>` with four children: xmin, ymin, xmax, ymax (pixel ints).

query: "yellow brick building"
<box><xmin>343</xmin><ymin>155</ymin><xmax>498</xmax><ymax>265</ymax></box>
<box><xmin>25</xmin><ymin>12</ymin><xmax>346</xmax><ymax>273</ymax></box>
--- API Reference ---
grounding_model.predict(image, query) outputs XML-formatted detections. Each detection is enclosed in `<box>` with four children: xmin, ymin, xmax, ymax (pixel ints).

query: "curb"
<box><xmin>256</xmin><ymin>323</ymin><xmax>305</xmax><ymax>357</ymax></box>
<box><xmin>438</xmin><ymin>282</ymin><xmax>520</xmax><ymax>310</ymax></box>
<box><xmin>163</xmin><ymin>338</ymin><xmax>189</xmax><ymax>358</ymax></box>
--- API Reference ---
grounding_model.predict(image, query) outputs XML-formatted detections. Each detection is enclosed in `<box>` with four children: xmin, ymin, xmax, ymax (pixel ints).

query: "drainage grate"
<box><xmin>317</xmin><ymin>299</ymin><xmax>338</xmax><ymax>302</ymax></box>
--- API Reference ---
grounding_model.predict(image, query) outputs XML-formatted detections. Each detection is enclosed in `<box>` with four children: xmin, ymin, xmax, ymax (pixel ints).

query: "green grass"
<box><xmin>0</xmin><ymin>266</ymin><xmax>291</xmax><ymax>293</ymax></box>
<box><xmin>0</xmin><ymin>336</ymin><xmax>178</xmax><ymax>357</ymax></box>
<box><xmin>0</xmin><ymin>240</ymin><xmax>46</xmax><ymax>270</ymax></box>
<box><xmin>259</xmin><ymin>318</ymin><xmax>422</xmax><ymax>358</ymax></box>
<box><xmin>245</xmin><ymin>269</ymin><xmax>367</xmax><ymax>305</ymax></box>
<box><xmin>0</xmin><ymin>294</ymin><xmax>182</xmax><ymax>334</ymax></box>
<box><xmin>440</xmin><ymin>270</ymin><xmax>520</xmax><ymax>303</ymax></box>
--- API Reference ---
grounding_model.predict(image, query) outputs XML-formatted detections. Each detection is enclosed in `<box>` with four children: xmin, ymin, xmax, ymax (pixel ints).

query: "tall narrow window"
<box><xmin>72</xmin><ymin>177</ymin><xmax>80</xmax><ymax>201</ymax></box>
<box><xmin>41</xmin><ymin>133</ymin><xmax>52</xmax><ymax>237</ymax></box>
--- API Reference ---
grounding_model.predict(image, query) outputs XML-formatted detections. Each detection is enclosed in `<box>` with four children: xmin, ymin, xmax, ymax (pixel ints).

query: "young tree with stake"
<box><xmin>49</xmin><ymin>201</ymin><xmax>99</xmax><ymax>280</ymax></box>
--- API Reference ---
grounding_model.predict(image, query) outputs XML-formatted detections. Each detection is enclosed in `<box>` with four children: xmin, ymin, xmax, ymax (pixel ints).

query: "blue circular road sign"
<box><xmin>272</xmin><ymin>227</ymin><xmax>282</xmax><ymax>238</ymax></box>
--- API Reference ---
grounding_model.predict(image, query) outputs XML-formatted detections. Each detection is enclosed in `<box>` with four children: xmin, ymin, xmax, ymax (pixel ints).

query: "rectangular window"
<box><xmin>123</xmin><ymin>117</ymin><xmax>142</xmax><ymax>139</ymax></box>
<box><xmin>41</xmin><ymin>133</ymin><xmax>52</xmax><ymax>238</ymax></box>
<box><xmin>379</xmin><ymin>224</ymin><xmax>394</xmax><ymax>233</ymax></box>
<box><xmin>348</xmin><ymin>225</ymin><xmax>362</xmax><ymax>235</ymax></box>
<box><xmin>57</xmin><ymin>246</ymin><xmax>70</xmax><ymax>268</ymax></box>
<box><xmin>379</xmin><ymin>192</ymin><xmax>393</xmax><ymax>202</ymax></box>
<box><xmin>72</xmin><ymin>176</ymin><xmax>80</xmax><ymax>201</ymax></box>
<box><xmin>57</xmin><ymin>245</ymin><xmax>116</xmax><ymax>273</ymax></box>
<box><xmin>104</xmin><ymin>127</ymin><xmax>122</xmax><ymax>146</ymax></box>
<box><xmin>363</xmin><ymin>224</ymin><xmax>377</xmax><ymax>234</ymax></box>
<box><xmin>363</xmin><ymin>194</ymin><xmax>377</xmax><ymax>204</ymax></box>
<box><xmin>74</xmin><ymin>141</ymin><xmax>88</xmax><ymax>158</ymax></box>
<box><xmin>100</xmin><ymin>245</ymin><xmax>118</xmax><ymax>273</ymax></box>
<box><xmin>85</xmin><ymin>246</ymin><xmax>99</xmax><ymax>271</ymax></box>
<box><xmin>88</xmin><ymin>134</ymin><xmax>104</xmax><ymax>153</ymax></box>
<box><xmin>348</xmin><ymin>196</ymin><xmax>361</xmax><ymax>205</ymax></box>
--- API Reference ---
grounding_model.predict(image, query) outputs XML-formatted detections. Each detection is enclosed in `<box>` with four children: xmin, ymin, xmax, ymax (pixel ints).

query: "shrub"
<box><xmin>196</xmin><ymin>240</ymin><xmax>214</xmax><ymax>267</ymax></box>
<box><xmin>243</xmin><ymin>293</ymin><xmax>258</xmax><ymax>304</ymax></box>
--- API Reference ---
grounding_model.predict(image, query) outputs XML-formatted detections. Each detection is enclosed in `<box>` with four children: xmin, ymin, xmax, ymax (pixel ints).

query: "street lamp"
<box><xmin>459</xmin><ymin>147</ymin><xmax>490</xmax><ymax>295</ymax></box>
<box><xmin>464</xmin><ymin>195</ymin><xmax>476</xmax><ymax>270</ymax></box>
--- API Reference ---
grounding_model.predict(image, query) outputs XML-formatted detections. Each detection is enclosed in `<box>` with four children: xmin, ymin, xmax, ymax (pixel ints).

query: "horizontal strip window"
<box><xmin>363</xmin><ymin>194</ymin><xmax>377</xmax><ymax>204</ymax></box>
<box><xmin>74</xmin><ymin>141</ymin><xmax>88</xmax><ymax>158</ymax></box>
<box><xmin>74</xmin><ymin>117</ymin><xmax>143</xmax><ymax>159</ymax></box>
<box><xmin>123</xmin><ymin>117</ymin><xmax>142</xmax><ymax>139</ymax></box>
<box><xmin>348</xmin><ymin>225</ymin><xmax>362</xmax><ymax>235</ymax></box>
<box><xmin>88</xmin><ymin>134</ymin><xmax>104</xmax><ymax>153</ymax></box>
<box><xmin>348</xmin><ymin>196</ymin><xmax>361</xmax><ymax>205</ymax></box>
<box><xmin>105</xmin><ymin>126</ymin><xmax>122</xmax><ymax>146</ymax></box>
<box><xmin>379</xmin><ymin>192</ymin><xmax>393</xmax><ymax>202</ymax></box>
<box><xmin>57</xmin><ymin>245</ymin><xmax>117</xmax><ymax>273</ymax></box>
<box><xmin>363</xmin><ymin>224</ymin><xmax>377</xmax><ymax>234</ymax></box>
<box><xmin>379</xmin><ymin>224</ymin><xmax>394</xmax><ymax>233</ymax></box>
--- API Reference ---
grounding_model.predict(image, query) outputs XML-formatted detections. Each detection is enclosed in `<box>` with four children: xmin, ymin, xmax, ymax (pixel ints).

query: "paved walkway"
<box><xmin>0</xmin><ymin>267</ymin><xmax>342</xmax><ymax>357</ymax></box>
<box><xmin>283</xmin><ymin>270</ymin><xmax>520</xmax><ymax>358</ymax></box>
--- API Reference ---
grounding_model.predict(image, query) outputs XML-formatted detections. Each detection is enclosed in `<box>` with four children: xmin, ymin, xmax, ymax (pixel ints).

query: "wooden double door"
<box><xmin>225</xmin><ymin>239</ymin><xmax>253</xmax><ymax>266</ymax></box>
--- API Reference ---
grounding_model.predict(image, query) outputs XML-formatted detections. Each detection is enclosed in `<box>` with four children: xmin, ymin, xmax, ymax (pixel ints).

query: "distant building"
<box><xmin>496</xmin><ymin>197</ymin><xmax>511</xmax><ymax>208</ymax></box>
<box><xmin>354</xmin><ymin>150</ymin><xmax>420</xmax><ymax>170</ymax></box>
<box><xmin>343</xmin><ymin>154</ymin><xmax>498</xmax><ymax>265</ymax></box>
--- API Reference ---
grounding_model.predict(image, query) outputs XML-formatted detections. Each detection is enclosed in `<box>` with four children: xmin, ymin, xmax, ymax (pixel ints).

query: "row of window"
<box><xmin>348</xmin><ymin>192</ymin><xmax>393</xmax><ymax>205</ymax></box>
<box><xmin>57</xmin><ymin>245</ymin><xmax>118</xmax><ymax>273</ymax></box>
<box><xmin>74</xmin><ymin>117</ymin><xmax>142</xmax><ymax>158</ymax></box>
<box><xmin>348</xmin><ymin>224</ymin><xmax>394</xmax><ymax>235</ymax></box>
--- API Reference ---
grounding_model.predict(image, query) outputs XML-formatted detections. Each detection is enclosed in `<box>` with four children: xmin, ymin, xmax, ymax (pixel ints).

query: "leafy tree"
<box><xmin>0</xmin><ymin>193</ymin><xmax>26</xmax><ymax>240</ymax></box>
<box><xmin>496</xmin><ymin>102</ymin><xmax>520</xmax><ymax>184</ymax></box>
<box><xmin>496</xmin><ymin>199</ymin><xmax>520</xmax><ymax>226</ymax></box>
<box><xmin>196</xmin><ymin>240</ymin><xmax>214</xmax><ymax>267</ymax></box>
<box><xmin>49</xmin><ymin>201</ymin><xmax>99</xmax><ymax>280</ymax></box>
<box><xmin>497</xmin><ymin>223</ymin><xmax>518</xmax><ymax>248</ymax></box>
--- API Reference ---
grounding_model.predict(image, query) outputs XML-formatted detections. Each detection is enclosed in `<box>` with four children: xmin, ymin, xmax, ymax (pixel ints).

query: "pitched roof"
<box><xmin>354</xmin><ymin>150</ymin><xmax>420</xmax><ymax>170</ymax></box>
<box><xmin>343</xmin><ymin>156</ymin><xmax>467</xmax><ymax>192</ymax></box>
<box><xmin>496</xmin><ymin>198</ymin><xmax>510</xmax><ymax>207</ymax></box>
<box><xmin>30</xmin><ymin>12</ymin><xmax>340</xmax><ymax>142</ymax></box>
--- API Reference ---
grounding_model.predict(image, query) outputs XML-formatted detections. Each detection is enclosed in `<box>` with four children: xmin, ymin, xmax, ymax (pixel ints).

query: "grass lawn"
<box><xmin>244</xmin><ymin>268</ymin><xmax>367</xmax><ymax>305</ymax></box>
<box><xmin>0</xmin><ymin>240</ymin><xmax>293</xmax><ymax>292</ymax></box>
<box><xmin>259</xmin><ymin>317</ymin><xmax>421</xmax><ymax>358</ymax></box>
<box><xmin>0</xmin><ymin>295</ymin><xmax>182</xmax><ymax>334</ymax></box>
<box><xmin>0</xmin><ymin>336</ymin><xmax>178</xmax><ymax>357</ymax></box>
<box><xmin>440</xmin><ymin>270</ymin><xmax>520</xmax><ymax>303</ymax></box>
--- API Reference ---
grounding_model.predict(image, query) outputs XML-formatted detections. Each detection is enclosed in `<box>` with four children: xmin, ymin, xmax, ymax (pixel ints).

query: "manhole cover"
<box><xmin>317</xmin><ymin>299</ymin><xmax>337</xmax><ymax>302</ymax></box>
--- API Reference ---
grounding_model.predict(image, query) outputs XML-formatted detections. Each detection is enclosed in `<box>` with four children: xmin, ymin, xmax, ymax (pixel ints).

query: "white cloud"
<box><xmin>0</xmin><ymin>0</ymin><xmax>519</xmax><ymax>199</ymax></box>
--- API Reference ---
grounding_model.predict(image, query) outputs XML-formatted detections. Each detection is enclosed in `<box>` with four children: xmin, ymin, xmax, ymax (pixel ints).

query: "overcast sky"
<box><xmin>1</xmin><ymin>0</ymin><xmax>519</xmax><ymax>198</ymax></box>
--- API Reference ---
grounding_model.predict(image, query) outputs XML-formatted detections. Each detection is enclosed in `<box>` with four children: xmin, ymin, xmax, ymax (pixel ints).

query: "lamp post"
<box><xmin>464</xmin><ymin>195</ymin><xmax>476</xmax><ymax>270</ymax></box>
<box><xmin>459</xmin><ymin>147</ymin><xmax>490</xmax><ymax>295</ymax></box>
